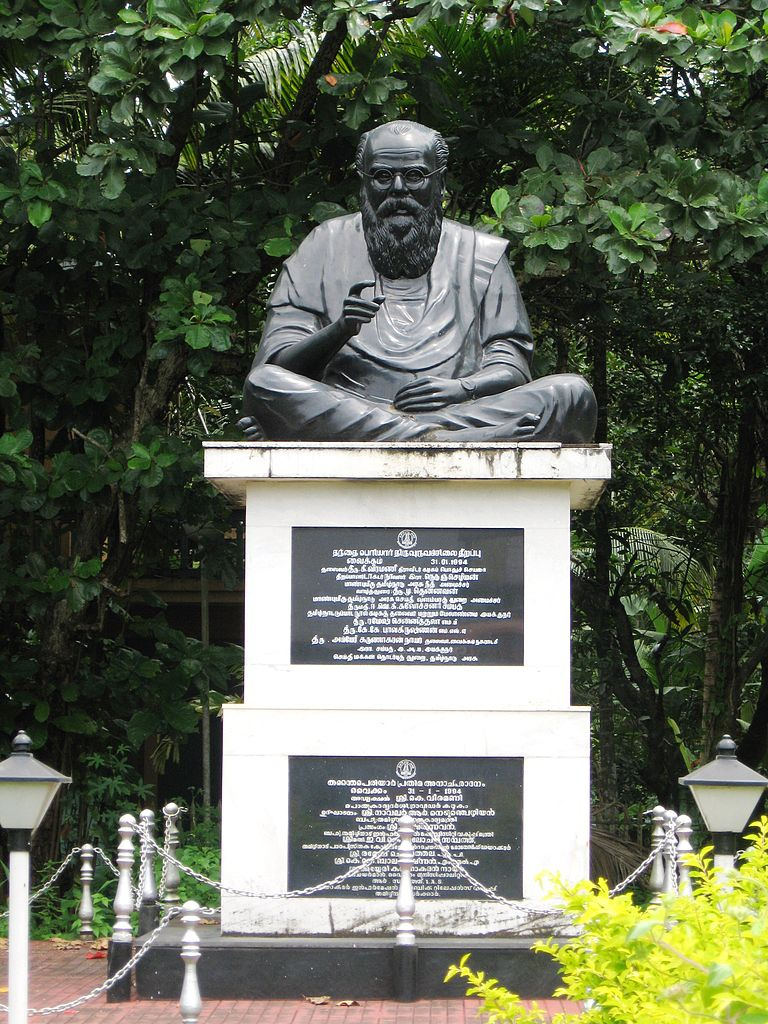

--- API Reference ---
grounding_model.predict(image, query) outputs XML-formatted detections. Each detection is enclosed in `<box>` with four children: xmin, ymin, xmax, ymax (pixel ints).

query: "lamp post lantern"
<box><xmin>0</xmin><ymin>731</ymin><xmax>71</xmax><ymax>1024</ymax></box>
<box><xmin>679</xmin><ymin>734</ymin><xmax>768</xmax><ymax>870</ymax></box>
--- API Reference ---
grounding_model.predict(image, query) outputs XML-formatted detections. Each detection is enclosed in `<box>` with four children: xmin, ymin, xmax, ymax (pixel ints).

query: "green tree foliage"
<box><xmin>447</xmin><ymin>818</ymin><xmax>768</xmax><ymax>1024</ymax></box>
<box><xmin>1</xmin><ymin>0</ymin><xmax>768</xmax><ymax>838</ymax></box>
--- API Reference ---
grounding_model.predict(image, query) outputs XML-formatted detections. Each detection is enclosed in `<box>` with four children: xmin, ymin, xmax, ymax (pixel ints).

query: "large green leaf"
<box><xmin>0</xmin><ymin>430</ymin><xmax>33</xmax><ymax>456</ymax></box>
<box><xmin>53</xmin><ymin>711</ymin><xmax>98</xmax><ymax>735</ymax></box>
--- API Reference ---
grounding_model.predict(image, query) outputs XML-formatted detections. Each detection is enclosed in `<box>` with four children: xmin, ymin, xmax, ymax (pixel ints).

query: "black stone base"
<box><xmin>133</xmin><ymin>928</ymin><xmax>560</xmax><ymax>1001</ymax></box>
<box><xmin>106</xmin><ymin>940</ymin><xmax>133</xmax><ymax>1002</ymax></box>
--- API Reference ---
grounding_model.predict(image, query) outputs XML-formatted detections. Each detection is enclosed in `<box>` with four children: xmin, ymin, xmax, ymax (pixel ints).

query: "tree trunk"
<box><xmin>700</xmin><ymin>407</ymin><xmax>755</xmax><ymax>761</ymax></box>
<box><xmin>738</xmin><ymin>659</ymin><xmax>768</xmax><ymax>768</ymax></box>
<box><xmin>594</xmin><ymin>499</ymin><xmax>618</xmax><ymax>818</ymax></box>
<box><xmin>589</xmin><ymin>328</ymin><xmax>618</xmax><ymax>816</ymax></box>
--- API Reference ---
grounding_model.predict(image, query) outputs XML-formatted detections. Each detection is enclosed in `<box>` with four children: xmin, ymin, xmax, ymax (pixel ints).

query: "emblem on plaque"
<box><xmin>396</xmin><ymin>758</ymin><xmax>417</xmax><ymax>780</ymax></box>
<box><xmin>397</xmin><ymin>529</ymin><xmax>417</xmax><ymax>549</ymax></box>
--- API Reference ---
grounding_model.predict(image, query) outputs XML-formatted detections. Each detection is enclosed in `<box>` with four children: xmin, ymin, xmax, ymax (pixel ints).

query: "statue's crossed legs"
<box><xmin>243</xmin><ymin>364</ymin><xmax>597</xmax><ymax>443</ymax></box>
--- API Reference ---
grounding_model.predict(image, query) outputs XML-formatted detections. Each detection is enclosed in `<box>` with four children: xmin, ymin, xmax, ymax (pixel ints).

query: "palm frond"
<box><xmin>611</xmin><ymin>528</ymin><xmax>712</xmax><ymax>606</ymax></box>
<box><xmin>591</xmin><ymin>825</ymin><xmax>649</xmax><ymax>888</ymax></box>
<box><xmin>387</xmin><ymin>13</ymin><xmax>530</xmax><ymax>104</ymax></box>
<box><xmin>574</xmin><ymin>527</ymin><xmax>712</xmax><ymax>610</ymax></box>
<box><xmin>242</xmin><ymin>28</ymin><xmax>320</xmax><ymax>109</ymax></box>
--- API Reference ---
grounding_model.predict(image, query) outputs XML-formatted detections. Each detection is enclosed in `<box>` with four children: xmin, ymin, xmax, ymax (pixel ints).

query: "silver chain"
<box><xmin>158</xmin><ymin>806</ymin><xmax>181</xmax><ymax>900</ymax></box>
<box><xmin>92</xmin><ymin>846</ymin><xmax>119</xmax><ymax>878</ymax></box>
<box><xmin>669</xmin><ymin>828</ymin><xmax>680</xmax><ymax>896</ymax></box>
<box><xmin>0</xmin><ymin>908</ymin><xmax>180</xmax><ymax>1015</ymax></box>
<box><xmin>135</xmin><ymin>821</ymin><xmax>399</xmax><ymax>900</ymax></box>
<box><xmin>0</xmin><ymin>848</ymin><xmax>82</xmax><ymax>919</ymax></box>
<box><xmin>609</xmin><ymin>823</ymin><xmax>678</xmax><ymax>896</ymax></box>
<box><xmin>134</xmin><ymin>835</ymin><xmax>148</xmax><ymax>912</ymax></box>
<box><xmin>608</xmin><ymin>844</ymin><xmax>661</xmax><ymax>896</ymax></box>
<box><xmin>413</xmin><ymin>819</ymin><xmax>566</xmax><ymax>923</ymax></box>
<box><xmin>30</xmin><ymin>849</ymin><xmax>82</xmax><ymax>904</ymax></box>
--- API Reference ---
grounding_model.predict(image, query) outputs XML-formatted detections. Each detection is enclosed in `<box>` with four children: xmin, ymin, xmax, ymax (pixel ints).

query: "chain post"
<box><xmin>138</xmin><ymin>809</ymin><xmax>159</xmax><ymax>933</ymax></box>
<box><xmin>395</xmin><ymin>814</ymin><xmax>416</xmax><ymax>946</ymax></box>
<box><xmin>179</xmin><ymin>901</ymin><xmax>203</xmax><ymax>1024</ymax></box>
<box><xmin>675</xmin><ymin>813</ymin><xmax>694</xmax><ymax>896</ymax></box>
<box><xmin>162</xmin><ymin>803</ymin><xmax>182</xmax><ymax>906</ymax></box>
<box><xmin>662</xmin><ymin>808</ymin><xmax>678</xmax><ymax>895</ymax></box>
<box><xmin>107</xmin><ymin>813</ymin><xmax>136</xmax><ymax>1003</ymax></box>
<box><xmin>112</xmin><ymin>814</ymin><xmax>136</xmax><ymax>941</ymax></box>
<box><xmin>394</xmin><ymin>814</ymin><xmax>418</xmax><ymax>1002</ymax></box>
<box><xmin>78</xmin><ymin>844</ymin><xmax>95</xmax><ymax>939</ymax></box>
<box><xmin>648</xmin><ymin>805</ymin><xmax>666</xmax><ymax>904</ymax></box>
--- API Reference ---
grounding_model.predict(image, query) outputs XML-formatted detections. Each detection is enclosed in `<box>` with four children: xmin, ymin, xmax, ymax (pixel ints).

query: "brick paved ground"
<box><xmin>0</xmin><ymin>942</ymin><xmax>581</xmax><ymax>1023</ymax></box>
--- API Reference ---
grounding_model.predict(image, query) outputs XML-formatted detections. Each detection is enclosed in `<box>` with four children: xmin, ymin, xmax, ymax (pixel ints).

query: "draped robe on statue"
<box><xmin>243</xmin><ymin>214</ymin><xmax>596</xmax><ymax>442</ymax></box>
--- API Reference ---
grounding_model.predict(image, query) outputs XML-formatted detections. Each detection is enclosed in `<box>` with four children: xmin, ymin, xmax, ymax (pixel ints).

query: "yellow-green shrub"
<box><xmin>446</xmin><ymin>817</ymin><xmax>768</xmax><ymax>1024</ymax></box>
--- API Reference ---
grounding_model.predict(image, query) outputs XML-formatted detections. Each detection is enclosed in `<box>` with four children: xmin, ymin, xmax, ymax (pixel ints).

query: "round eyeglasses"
<box><xmin>360</xmin><ymin>166</ymin><xmax>444</xmax><ymax>189</ymax></box>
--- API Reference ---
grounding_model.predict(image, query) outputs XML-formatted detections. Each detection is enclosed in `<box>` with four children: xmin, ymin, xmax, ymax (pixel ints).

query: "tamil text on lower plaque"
<box><xmin>288</xmin><ymin>755</ymin><xmax>523</xmax><ymax>900</ymax></box>
<box><xmin>291</xmin><ymin>527</ymin><xmax>524</xmax><ymax>666</ymax></box>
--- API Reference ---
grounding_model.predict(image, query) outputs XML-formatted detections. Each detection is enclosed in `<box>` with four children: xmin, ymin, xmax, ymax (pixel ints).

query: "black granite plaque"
<box><xmin>288</xmin><ymin>755</ymin><xmax>523</xmax><ymax>900</ymax></box>
<box><xmin>291</xmin><ymin>527</ymin><xmax>523</xmax><ymax>666</ymax></box>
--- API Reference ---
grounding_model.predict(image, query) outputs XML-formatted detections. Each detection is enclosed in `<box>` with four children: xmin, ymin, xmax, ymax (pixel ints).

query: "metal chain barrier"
<box><xmin>0</xmin><ymin>843</ymin><xmax>122</xmax><ymax>922</ymax></box>
<box><xmin>608</xmin><ymin>823</ymin><xmax>678</xmax><ymax>897</ymax></box>
<box><xmin>0</xmin><ymin>811</ymin><xmax>686</xmax><ymax>1015</ymax></box>
<box><xmin>134</xmin><ymin>820</ymin><xmax>399</xmax><ymax>900</ymax></box>
<box><xmin>136</xmin><ymin>816</ymin><xmax>682</xmax><ymax>911</ymax></box>
<box><xmin>0</xmin><ymin>908</ymin><xmax>180</xmax><ymax>1016</ymax></box>
<box><xmin>0</xmin><ymin>813</ymin><xmax>693</xmax><ymax>1019</ymax></box>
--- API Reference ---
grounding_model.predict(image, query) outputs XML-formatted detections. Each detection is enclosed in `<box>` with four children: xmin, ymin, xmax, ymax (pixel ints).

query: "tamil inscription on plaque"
<box><xmin>291</xmin><ymin>527</ymin><xmax>523</xmax><ymax>666</ymax></box>
<box><xmin>288</xmin><ymin>755</ymin><xmax>523</xmax><ymax>899</ymax></box>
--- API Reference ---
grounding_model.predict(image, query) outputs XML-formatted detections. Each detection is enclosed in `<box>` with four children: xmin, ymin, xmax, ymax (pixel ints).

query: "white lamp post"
<box><xmin>0</xmin><ymin>731</ymin><xmax>71</xmax><ymax>1024</ymax></box>
<box><xmin>679</xmin><ymin>734</ymin><xmax>768</xmax><ymax>870</ymax></box>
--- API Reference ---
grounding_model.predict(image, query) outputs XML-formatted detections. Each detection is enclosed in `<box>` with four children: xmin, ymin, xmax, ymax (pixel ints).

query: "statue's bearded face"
<box><xmin>359</xmin><ymin>131</ymin><xmax>444</xmax><ymax>279</ymax></box>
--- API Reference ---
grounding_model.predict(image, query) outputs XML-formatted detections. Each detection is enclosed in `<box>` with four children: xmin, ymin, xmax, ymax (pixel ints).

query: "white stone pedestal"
<box><xmin>204</xmin><ymin>442</ymin><xmax>611</xmax><ymax>936</ymax></box>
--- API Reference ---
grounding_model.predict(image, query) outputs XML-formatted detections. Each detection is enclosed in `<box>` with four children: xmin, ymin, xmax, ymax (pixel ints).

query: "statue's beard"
<box><xmin>361</xmin><ymin>192</ymin><xmax>442</xmax><ymax>279</ymax></box>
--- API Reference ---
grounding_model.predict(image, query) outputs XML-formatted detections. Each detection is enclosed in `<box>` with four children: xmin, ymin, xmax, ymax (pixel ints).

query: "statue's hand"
<box><xmin>339</xmin><ymin>280</ymin><xmax>385</xmax><ymax>337</ymax></box>
<box><xmin>236</xmin><ymin>415</ymin><xmax>266</xmax><ymax>441</ymax></box>
<box><xmin>511</xmin><ymin>412</ymin><xmax>541</xmax><ymax>437</ymax></box>
<box><xmin>394</xmin><ymin>377</ymin><xmax>465</xmax><ymax>412</ymax></box>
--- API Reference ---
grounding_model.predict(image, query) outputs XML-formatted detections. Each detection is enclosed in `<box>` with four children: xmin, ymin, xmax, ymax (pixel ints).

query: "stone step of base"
<box><xmin>127</xmin><ymin>931</ymin><xmax>561</xmax><ymax>1002</ymax></box>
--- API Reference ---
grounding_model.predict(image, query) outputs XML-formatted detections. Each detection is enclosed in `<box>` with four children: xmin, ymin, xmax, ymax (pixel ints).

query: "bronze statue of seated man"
<box><xmin>239</xmin><ymin>120</ymin><xmax>596</xmax><ymax>443</ymax></box>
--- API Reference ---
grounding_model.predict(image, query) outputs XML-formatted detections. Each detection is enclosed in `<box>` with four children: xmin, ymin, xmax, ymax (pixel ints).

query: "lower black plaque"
<box><xmin>291</xmin><ymin>527</ymin><xmax>524</xmax><ymax>666</ymax></box>
<box><xmin>289</xmin><ymin>756</ymin><xmax>523</xmax><ymax>899</ymax></box>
